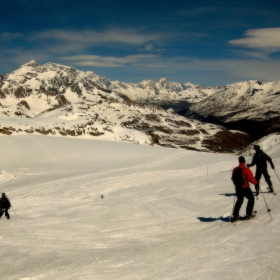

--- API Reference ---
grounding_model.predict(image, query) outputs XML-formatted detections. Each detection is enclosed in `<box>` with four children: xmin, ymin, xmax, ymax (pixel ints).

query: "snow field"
<box><xmin>0</xmin><ymin>135</ymin><xmax>280</xmax><ymax>279</ymax></box>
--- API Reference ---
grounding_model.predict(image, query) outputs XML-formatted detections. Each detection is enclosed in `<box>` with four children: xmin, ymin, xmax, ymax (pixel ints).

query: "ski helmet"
<box><xmin>254</xmin><ymin>145</ymin><xmax>261</xmax><ymax>151</ymax></box>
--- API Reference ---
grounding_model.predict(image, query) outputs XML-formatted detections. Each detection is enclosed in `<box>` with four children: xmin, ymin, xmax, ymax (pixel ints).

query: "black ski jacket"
<box><xmin>248</xmin><ymin>150</ymin><xmax>274</xmax><ymax>170</ymax></box>
<box><xmin>0</xmin><ymin>196</ymin><xmax>11</xmax><ymax>210</ymax></box>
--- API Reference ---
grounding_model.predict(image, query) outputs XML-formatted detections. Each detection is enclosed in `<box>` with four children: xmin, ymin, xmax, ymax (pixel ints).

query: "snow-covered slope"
<box><xmin>189</xmin><ymin>80</ymin><xmax>280</xmax><ymax>121</ymax></box>
<box><xmin>84</xmin><ymin>70</ymin><xmax>280</xmax><ymax>140</ymax></box>
<box><xmin>187</xmin><ymin>80</ymin><xmax>280</xmax><ymax>138</ymax></box>
<box><xmin>1</xmin><ymin>134</ymin><xmax>280</xmax><ymax>279</ymax></box>
<box><xmin>0</xmin><ymin>61</ymin><xmax>251</xmax><ymax>152</ymax></box>
<box><xmin>241</xmin><ymin>132</ymin><xmax>280</xmax><ymax>157</ymax></box>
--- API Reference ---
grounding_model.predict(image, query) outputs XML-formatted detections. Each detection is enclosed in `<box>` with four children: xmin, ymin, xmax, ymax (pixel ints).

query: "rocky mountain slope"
<box><xmin>186</xmin><ymin>80</ymin><xmax>280</xmax><ymax>139</ymax></box>
<box><xmin>0</xmin><ymin>61</ymin><xmax>251</xmax><ymax>152</ymax></box>
<box><xmin>88</xmin><ymin>74</ymin><xmax>214</xmax><ymax>104</ymax></box>
<box><xmin>88</xmin><ymin>71</ymin><xmax>280</xmax><ymax>141</ymax></box>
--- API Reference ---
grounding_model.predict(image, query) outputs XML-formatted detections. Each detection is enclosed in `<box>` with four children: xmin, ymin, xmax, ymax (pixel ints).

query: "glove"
<box><xmin>247</xmin><ymin>164</ymin><xmax>251</xmax><ymax>168</ymax></box>
<box><xmin>272</xmin><ymin>165</ymin><xmax>275</xmax><ymax>170</ymax></box>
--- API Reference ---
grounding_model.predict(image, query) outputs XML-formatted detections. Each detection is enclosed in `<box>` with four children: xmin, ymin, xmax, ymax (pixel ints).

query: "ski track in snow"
<box><xmin>0</xmin><ymin>135</ymin><xmax>280</xmax><ymax>280</ymax></box>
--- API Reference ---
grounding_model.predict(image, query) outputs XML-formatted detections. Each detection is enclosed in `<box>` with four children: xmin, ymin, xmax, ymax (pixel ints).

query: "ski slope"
<box><xmin>0</xmin><ymin>135</ymin><xmax>280</xmax><ymax>280</ymax></box>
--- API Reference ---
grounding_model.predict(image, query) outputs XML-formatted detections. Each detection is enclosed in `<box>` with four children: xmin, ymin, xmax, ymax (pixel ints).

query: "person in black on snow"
<box><xmin>247</xmin><ymin>145</ymin><xmax>275</xmax><ymax>195</ymax></box>
<box><xmin>0</xmin><ymin>193</ymin><xmax>11</xmax><ymax>219</ymax></box>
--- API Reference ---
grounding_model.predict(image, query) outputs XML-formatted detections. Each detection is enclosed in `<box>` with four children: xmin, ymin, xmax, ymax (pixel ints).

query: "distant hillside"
<box><xmin>0</xmin><ymin>61</ymin><xmax>252</xmax><ymax>153</ymax></box>
<box><xmin>186</xmin><ymin>80</ymin><xmax>280</xmax><ymax>139</ymax></box>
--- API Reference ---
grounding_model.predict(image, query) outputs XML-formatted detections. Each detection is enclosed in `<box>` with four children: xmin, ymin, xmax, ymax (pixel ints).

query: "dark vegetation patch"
<box><xmin>121</xmin><ymin>118</ymin><xmax>140</xmax><ymax>127</ymax></box>
<box><xmin>44</xmin><ymin>91</ymin><xmax>56</xmax><ymax>96</ymax></box>
<box><xmin>35</xmin><ymin>128</ymin><xmax>55</xmax><ymax>135</ymax></box>
<box><xmin>14</xmin><ymin>86</ymin><xmax>32</xmax><ymax>98</ymax></box>
<box><xmin>165</xmin><ymin>118</ymin><xmax>191</xmax><ymax>127</ymax></box>
<box><xmin>0</xmin><ymin>127</ymin><xmax>14</xmax><ymax>135</ymax></box>
<box><xmin>88</xmin><ymin>131</ymin><xmax>105</xmax><ymax>136</ymax></box>
<box><xmin>156</xmin><ymin>101</ymin><xmax>192</xmax><ymax>115</ymax></box>
<box><xmin>174</xmin><ymin>120</ymin><xmax>192</xmax><ymax>127</ymax></box>
<box><xmin>202</xmin><ymin>130</ymin><xmax>252</xmax><ymax>153</ymax></box>
<box><xmin>199</xmin><ymin>129</ymin><xmax>209</xmax><ymax>135</ymax></box>
<box><xmin>150</xmin><ymin>133</ymin><xmax>160</xmax><ymax>145</ymax></box>
<box><xmin>15</xmin><ymin>111</ymin><xmax>30</xmax><ymax>117</ymax></box>
<box><xmin>57</xmin><ymin>94</ymin><xmax>70</xmax><ymax>106</ymax></box>
<box><xmin>145</xmin><ymin>114</ymin><xmax>160</xmax><ymax>122</ymax></box>
<box><xmin>124</xmin><ymin>99</ymin><xmax>146</xmax><ymax>108</ymax></box>
<box><xmin>179</xmin><ymin>129</ymin><xmax>200</xmax><ymax>135</ymax></box>
<box><xmin>0</xmin><ymin>90</ymin><xmax>6</xmax><ymax>99</ymax></box>
<box><xmin>24</xmin><ymin>129</ymin><xmax>34</xmax><ymax>133</ymax></box>
<box><xmin>17</xmin><ymin>100</ymin><xmax>30</xmax><ymax>110</ymax></box>
<box><xmin>154</xmin><ymin>126</ymin><xmax>173</xmax><ymax>134</ymax></box>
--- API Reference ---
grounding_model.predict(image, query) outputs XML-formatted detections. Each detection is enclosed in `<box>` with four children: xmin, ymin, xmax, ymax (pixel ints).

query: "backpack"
<box><xmin>232</xmin><ymin>167</ymin><xmax>245</xmax><ymax>188</ymax></box>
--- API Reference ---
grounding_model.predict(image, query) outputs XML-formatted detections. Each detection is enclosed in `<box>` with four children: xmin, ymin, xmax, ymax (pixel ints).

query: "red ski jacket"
<box><xmin>231</xmin><ymin>163</ymin><xmax>258</xmax><ymax>188</ymax></box>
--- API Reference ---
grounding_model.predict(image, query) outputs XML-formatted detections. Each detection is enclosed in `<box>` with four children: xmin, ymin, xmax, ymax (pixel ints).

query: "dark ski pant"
<box><xmin>255</xmin><ymin>168</ymin><xmax>272</xmax><ymax>190</ymax></box>
<box><xmin>0</xmin><ymin>209</ymin><xmax>10</xmax><ymax>219</ymax></box>
<box><xmin>233</xmin><ymin>187</ymin><xmax>254</xmax><ymax>218</ymax></box>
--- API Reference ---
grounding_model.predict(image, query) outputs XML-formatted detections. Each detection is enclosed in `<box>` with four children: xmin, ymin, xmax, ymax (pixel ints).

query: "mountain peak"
<box><xmin>24</xmin><ymin>60</ymin><xmax>38</xmax><ymax>67</ymax></box>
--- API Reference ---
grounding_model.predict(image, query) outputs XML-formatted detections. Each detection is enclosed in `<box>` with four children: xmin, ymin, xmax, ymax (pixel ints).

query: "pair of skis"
<box><xmin>230</xmin><ymin>211</ymin><xmax>258</xmax><ymax>225</ymax></box>
<box><xmin>229</xmin><ymin>188</ymin><xmax>276</xmax><ymax>224</ymax></box>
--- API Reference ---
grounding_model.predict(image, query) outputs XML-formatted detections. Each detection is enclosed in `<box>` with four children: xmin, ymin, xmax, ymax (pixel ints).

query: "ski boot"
<box><xmin>230</xmin><ymin>216</ymin><xmax>240</xmax><ymax>223</ymax></box>
<box><xmin>242</xmin><ymin>212</ymin><xmax>256</xmax><ymax>220</ymax></box>
<box><xmin>268</xmin><ymin>185</ymin><xmax>274</xmax><ymax>193</ymax></box>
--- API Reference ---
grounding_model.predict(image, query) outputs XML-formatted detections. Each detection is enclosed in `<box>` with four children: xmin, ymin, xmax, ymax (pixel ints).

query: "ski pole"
<box><xmin>259</xmin><ymin>186</ymin><xmax>272</xmax><ymax>220</ymax></box>
<box><xmin>274</xmin><ymin>169</ymin><xmax>280</xmax><ymax>182</ymax></box>
<box><xmin>231</xmin><ymin>194</ymin><xmax>236</xmax><ymax>217</ymax></box>
<box><xmin>11</xmin><ymin>206</ymin><xmax>17</xmax><ymax>219</ymax></box>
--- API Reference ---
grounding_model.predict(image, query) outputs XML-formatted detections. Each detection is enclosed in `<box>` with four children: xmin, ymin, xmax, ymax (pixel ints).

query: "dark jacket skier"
<box><xmin>231</xmin><ymin>156</ymin><xmax>258</xmax><ymax>222</ymax></box>
<box><xmin>0</xmin><ymin>193</ymin><xmax>11</xmax><ymax>219</ymax></box>
<box><xmin>247</xmin><ymin>145</ymin><xmax>275</xmax><ymax>194</ymax></box>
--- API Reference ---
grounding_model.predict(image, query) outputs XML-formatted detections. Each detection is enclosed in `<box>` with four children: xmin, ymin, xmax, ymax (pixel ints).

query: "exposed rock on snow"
<box><xmin>186</xmin><ymin>80</ymin><xmax>280</xmax><ymax>139</ymax></box>
<box><xmin>0</xmin><ymin>61</ymin><xmax>251</xmax><ymax>152</ymax></box>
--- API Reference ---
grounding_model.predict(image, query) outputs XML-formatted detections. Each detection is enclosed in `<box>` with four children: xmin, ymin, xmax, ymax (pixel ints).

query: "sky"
<box><xmin>1</xmin><ymin>0</ymin><xmax>280</xmax><ymax>86</ymax></box>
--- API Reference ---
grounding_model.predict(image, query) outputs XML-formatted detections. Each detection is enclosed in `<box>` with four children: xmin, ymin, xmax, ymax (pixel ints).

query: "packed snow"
<box><xmin>0</xmin><ymin>134</ymin><xmax>280</xmax><ymax>279</ymax></box>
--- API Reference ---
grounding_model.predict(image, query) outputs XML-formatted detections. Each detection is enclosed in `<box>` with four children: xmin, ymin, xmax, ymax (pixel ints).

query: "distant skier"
<box><xmin>247</xmin><ymin>145</ymin><xmax>275</xmax><ymax>195</ymax></box>
<box><xmin>231</xmin><ymin>156</ymin><xmax>258</xmax><ymax>222</ymax></box>
<box><xmin>0</xmin><ymin>193</ymin><xmax>11</xmax><ymax>220</ymax></box>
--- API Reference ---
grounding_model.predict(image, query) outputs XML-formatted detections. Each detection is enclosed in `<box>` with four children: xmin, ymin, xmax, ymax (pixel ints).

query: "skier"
<box><xmin>247</xmin><ymin>145</ymin><xmax>275</xmax><ymax>195</ymax></box>
<box><xmin>231</xmin><ymin>156</ymin><xmax>258</xmax><ymax>222</ymax></box>
<box><xmin>0</xmin><ymin>193</ymin><xmax>11</xmax><ymax>220</ymax></box>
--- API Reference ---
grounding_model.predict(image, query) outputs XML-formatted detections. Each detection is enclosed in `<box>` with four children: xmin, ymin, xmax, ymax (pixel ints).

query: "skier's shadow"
<box><xmin>197</xmin><ymin>216</ymin><xmax>230</xmax><ymax>223</ymax></box>
<box><xmin>219</xmin><ymin>193</ymin><xmax>236</xmax><ymax>197</ymax></box>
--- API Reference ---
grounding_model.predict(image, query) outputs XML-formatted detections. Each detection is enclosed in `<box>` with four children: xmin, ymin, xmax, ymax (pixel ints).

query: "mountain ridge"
<box><xmin>0</xmin><ymin>60</ymin><xmax>252</xmax><ymax>153</ymax></box>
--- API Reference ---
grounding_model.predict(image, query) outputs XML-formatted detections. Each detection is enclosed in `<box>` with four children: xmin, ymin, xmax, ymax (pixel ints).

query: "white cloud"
<box><xmin>60</xmin><ymin>53</ymin><xmax>280</xmax><ymax>84</ymax></box>
<box><xmin>31</xmin><ymin>28</ymin><xmax>161</xmax><ymax>46</ymax></box>
<box><xmin>60</xmin><ymin>54</ymin><xmax>161</xmax><ymax>68</ymax></box>
<box><xmin>145</xmin><ymin>44</ymin><xmax>154</xmax><ymax>51</ymax></box>
<box><xmin>1</xmin><ymin>32</ymin><xmax>22</xmax><ymax>40</ymax></box>
<box><xmin>229</xmin><ymin>28</ymin><xmax>280</xmax><ymax>56</ymax></box>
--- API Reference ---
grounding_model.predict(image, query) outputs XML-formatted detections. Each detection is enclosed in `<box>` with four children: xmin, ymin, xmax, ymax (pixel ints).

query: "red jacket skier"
<box><xmin>232</xmin><ymin>163</ymin><xmax>258</xmax><ymax>189</ymax></box>
<box><xmin>231</xmin><ymin>156</ymin><xmax>258</xmax><ymax>222</ymax></box>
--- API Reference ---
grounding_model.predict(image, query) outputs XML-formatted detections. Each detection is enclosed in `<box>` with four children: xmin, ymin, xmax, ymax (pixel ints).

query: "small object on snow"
<box><xmin>101</xmin><ymin>195</ymin><xmax>104</xmax><ymax>198</ymax></box>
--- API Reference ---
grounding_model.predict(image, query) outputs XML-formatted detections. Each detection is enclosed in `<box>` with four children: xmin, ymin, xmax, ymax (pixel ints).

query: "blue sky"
<box><xmin>1</xmin><ymin>0</ymin><xmax>280</xmax><ymax>86</ymax></box>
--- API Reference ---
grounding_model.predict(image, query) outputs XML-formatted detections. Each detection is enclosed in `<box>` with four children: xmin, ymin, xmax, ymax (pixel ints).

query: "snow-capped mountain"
<box><xmin>187</xmin><ymin>80</ymin><xmax>280</xmax><ymax>139</ymax></box>
<box><xmin>0</xmin><ymin>61</ymin><xmax>250</xmax><ymax>152</ymax></box>
<box><xmin>88</xmin><ymin>73</ymin><xmax>215</xmax><ymax>104</ymax></box>
<box><xmin>89</xmin><ymin>71</ymin><xmax>280</xmax><ymax>141</ymax></box>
